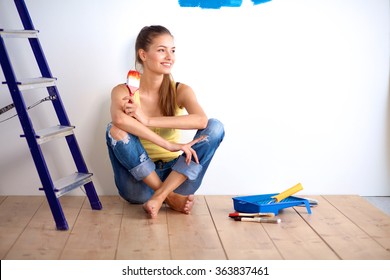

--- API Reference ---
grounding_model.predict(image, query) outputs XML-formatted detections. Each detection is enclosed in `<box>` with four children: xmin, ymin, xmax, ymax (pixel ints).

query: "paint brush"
<box><xmin>233</xmin><ymin>216</ymin><xmax>281</xmax><ymax>224</ymax></box>
<box><xmin>126</xmin><ymin>70</ymin><xmax>140</xmax><ymax>102</ymax></box>
<box><xmin>229</xmin><ymin>212</ymin><xmax>275</xmax><ymax>218</ymax></box>
<box><xmin>268</xmin><ymin>183</ymin><xmax>303</xmax><ymax>204</ymax></box>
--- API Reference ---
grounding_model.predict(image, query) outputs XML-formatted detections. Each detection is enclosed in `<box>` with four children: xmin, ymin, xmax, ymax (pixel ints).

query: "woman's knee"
<box><xmin>206</xmin><ymin>118</ymin><xmax>225</xmax><ymax>143</ymax></box>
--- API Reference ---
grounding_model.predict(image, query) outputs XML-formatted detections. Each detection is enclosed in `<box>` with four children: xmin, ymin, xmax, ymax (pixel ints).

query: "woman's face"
<box><xmin>141</xmin><ymin>33</ymin><xmax>175</xmax><ymax>75</ymax></box>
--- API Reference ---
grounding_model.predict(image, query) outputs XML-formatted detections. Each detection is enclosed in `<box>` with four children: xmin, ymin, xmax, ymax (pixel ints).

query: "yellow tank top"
<box><xmin>133</xmin><ymin>89</ymin><xmax>183</xmax><ymax>162</ymax></box>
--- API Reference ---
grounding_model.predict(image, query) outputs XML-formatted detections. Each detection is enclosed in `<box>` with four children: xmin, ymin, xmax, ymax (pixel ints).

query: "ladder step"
<box><xmin>36</xmin><ymin>125</ymin><xmax>75</xmax><ymax>144</ymax></box>
<box><xmin>16</xmin><ymin>77</ymin><xmax>57</xmax><ymax>91</ymax></box>
<box><xmin>0</xmin><ymin>29</ymin><xmax>39</xmax><ymax>38</ymax></box>
<box><xmin>39</xmin><ymin>172</ymin><xmax>93</xmax><ymax>198</ymax></box>
<box><xmin>20</xmin><ymin>125</ymin><xmax>75</xmax><ymax>144</ymax></box>
<box><xmin>2</xmin><ymin>77</ymin><xmax>57</xmax><ymax>91</ymax></box>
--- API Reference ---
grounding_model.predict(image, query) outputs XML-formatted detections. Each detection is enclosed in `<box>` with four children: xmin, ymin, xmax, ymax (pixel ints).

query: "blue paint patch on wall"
<box><xmin>251</xmin><ymin>0</ymin><xmax>272</xmax><ymax>5</ymax></box>
<box><xmin>178</xmin><ymin>0</ymin><xmax>198</xmax><ymax>7</ymax></box>
<box><xmin>222</xmin><ymin>0</ymin><xmax>243</xmax><ymax>7</ymax></box>
<box><xmin>178</xmin><ymin>0</ymin><xmax>271</xmax><ymax>9</ymax></box>
<box><xmin>200</xmin><ymin>0</ymin><xmax>222</xmax><ymax>9</ymax></box>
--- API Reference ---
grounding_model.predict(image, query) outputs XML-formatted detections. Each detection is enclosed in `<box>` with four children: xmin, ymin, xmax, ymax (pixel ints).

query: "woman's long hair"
<box><xmin>135</xmin><ymin>25</ymin><xmax>178</xmax><ymax>117</ymax></box>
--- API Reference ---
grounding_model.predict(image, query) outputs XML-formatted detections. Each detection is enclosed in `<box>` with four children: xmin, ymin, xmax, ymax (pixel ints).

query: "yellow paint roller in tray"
<box><xmin>268</xmin><ymin>183</ymin><xmax>303</xmax><ymax>204</ymax></box>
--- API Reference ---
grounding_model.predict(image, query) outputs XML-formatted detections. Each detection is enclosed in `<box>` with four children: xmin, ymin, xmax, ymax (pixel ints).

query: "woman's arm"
<box><xmin>140</xmin><ymin>83</ymin><xmax>208</xmax><ymax>130</ymax></box>
<box><xmin>110</xmin><ymin>84</ymin><xmax>171</xmax><ymax>150</ymax></box>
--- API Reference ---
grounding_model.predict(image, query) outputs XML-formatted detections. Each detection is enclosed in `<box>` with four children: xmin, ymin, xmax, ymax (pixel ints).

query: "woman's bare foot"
<box><xmin>165</xmin><ymin>193</ymin><xmax>195</xmax><ymax>214</ymax></box>
<box><xmin>143</xmin><ymin>199</ymin><xmax>163</xmax><ymax>219</ymax></box>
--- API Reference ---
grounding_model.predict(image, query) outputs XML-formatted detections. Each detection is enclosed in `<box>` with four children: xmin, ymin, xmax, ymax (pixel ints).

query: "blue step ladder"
<box><xmin>0</xmin><ymin>0</ymin><xmax>102</xmax><ymax>230</ymax></box>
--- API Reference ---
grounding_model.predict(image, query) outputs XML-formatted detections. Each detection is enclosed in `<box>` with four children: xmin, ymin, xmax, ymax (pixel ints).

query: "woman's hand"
<box><xmin>168</xmin><ymin>136</ymin><xmax>206</xmax><ymax>165</ymax></box>
<box><xmin>122</xmin><ymin>96</ymin><xmax>149</xmax><ymax>125</ymax></box>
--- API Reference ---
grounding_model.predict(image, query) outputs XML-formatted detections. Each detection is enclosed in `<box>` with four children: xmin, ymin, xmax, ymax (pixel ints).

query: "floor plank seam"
<box><xmin>322</xmin><ymin>196</ymin><xmax>390</xmax><ymax>253</ymax></box>
<box><xmin>165</xmin><ymin>204</ymin><xmax>174</xmax><ymax>260</ymax></box>
<box><xmin>293</xmin><ymin>205</ymin><xmax>342</xmax><ymax>260</ymax></box>
<box><xmin>113</xmin><ymin>199</ymin><xmax>125</xmax><ymax>260</ymax></box>
<box><xmin>58</xmin><ymin>196</ymin><xmax>86</xmax><ymax>260</ymax></box>
<box><xmin>261</xmin><ymin>220</ymin><xmax>285</xmax><ymax>260</ymax></box>
<box><xmin>0</xmin><ymin>196</ymin><xmax>7</xmax><ymax>206</ymax></box>
<box><xmin>346</xmin><ymin>219</ymin><xmax>390</xmax><ymax>253</ymax></box>
<box><xmin>204</xmin><ymin>196</ymin><xmax>229</xmax><ymax>260</ymax></box>
<box><xmin>163</xmin><ymin>202</ymin><xmax>173</xmax><ymax>260</ymax></box>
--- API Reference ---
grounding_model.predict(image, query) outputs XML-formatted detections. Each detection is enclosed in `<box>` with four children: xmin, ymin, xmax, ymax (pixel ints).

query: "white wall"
<box><xmin>0</xmin><ymin>0</ymin><xmax>389</xmax><ymax>196</ymax></box>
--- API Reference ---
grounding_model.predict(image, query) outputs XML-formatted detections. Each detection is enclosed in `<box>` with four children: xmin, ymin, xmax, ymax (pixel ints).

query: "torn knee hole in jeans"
<box><xmin>109</xmin><ymin>132</ymin><xmax>130</xmax><ymax>146</ymax></box>
<box><xmin>109</xmin><ymin>127</ymin><xmax>130</xmax><ymax>145</ymax></box>
<box><xmin>118</xmin><ymin>135</ymin><xmax>130</xmax><ymax>144</ymax></box>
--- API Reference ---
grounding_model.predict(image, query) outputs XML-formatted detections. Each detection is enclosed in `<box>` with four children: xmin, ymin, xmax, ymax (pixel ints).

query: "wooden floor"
<box><xmin>1</xmin><ymin>195</ymin><xmax>390</xmax><ymax>260</ymax></box>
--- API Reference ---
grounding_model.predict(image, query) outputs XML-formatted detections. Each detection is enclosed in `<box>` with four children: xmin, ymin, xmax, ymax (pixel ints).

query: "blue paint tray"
<box><xmin>232</xmin><ymin>193</ymin><xmax>312</xmax><ymax>215</ymax></box>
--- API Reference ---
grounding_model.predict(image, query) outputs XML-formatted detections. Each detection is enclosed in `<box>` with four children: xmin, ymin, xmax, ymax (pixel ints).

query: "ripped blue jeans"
<box><xmin>105</xmin><ymin>118</ymin><xmax>225</xmax><ymax>204</ymax></box>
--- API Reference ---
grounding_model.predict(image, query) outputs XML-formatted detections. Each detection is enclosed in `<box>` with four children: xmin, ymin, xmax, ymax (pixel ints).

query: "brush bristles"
<box><xmin>127</xmin><ymin>70</ymin><xmax>141</xmax><ymax>80</ymax></box>
<box><xmin>127</xmin><ymin>70</ymin><xmax>140</xmax><ymax>90</ymax></box>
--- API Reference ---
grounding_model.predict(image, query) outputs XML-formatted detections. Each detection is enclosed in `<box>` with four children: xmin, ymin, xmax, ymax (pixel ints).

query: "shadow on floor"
<box><xmin>363</xmin><ymin>196</ymin><xmax>390</xmax><ymax>216</ymax></box>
